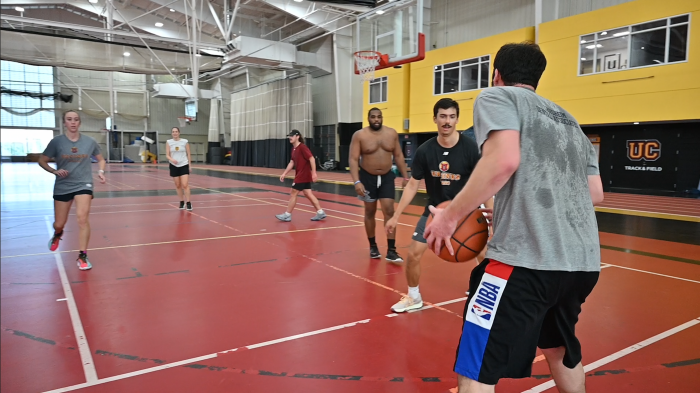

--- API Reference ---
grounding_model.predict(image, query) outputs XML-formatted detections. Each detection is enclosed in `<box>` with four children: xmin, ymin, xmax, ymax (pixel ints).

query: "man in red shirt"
<box><xmin>276</xmin><ymin>130</ymin><xmax>327</xmax><ymax>222</ymax></box>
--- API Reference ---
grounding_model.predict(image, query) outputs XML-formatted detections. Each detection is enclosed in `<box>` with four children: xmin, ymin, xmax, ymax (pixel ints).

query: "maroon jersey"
<box><xmin>292</xmin><ymin>143</ymin><xmax>313</xmax><ymax>183</ymax></box>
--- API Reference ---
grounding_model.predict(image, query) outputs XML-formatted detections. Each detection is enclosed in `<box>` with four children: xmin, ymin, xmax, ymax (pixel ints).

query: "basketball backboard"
<box><xmin>355</xmin><ymin>0</ymin><xmax>424</xmax><ymax>75</ymax></box>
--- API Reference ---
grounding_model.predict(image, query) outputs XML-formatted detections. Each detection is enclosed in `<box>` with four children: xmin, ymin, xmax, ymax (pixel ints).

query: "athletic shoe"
<box><xmin>391</xmin><ymin>295</ymin><xmax>423</xmax><ymax>313</ymax></box>
<box><xmin>310</xmin><ymin>211</ymin><xmax>327</xmax><ymax>221</ymax></box>
<box><xmin>48</xmin><ymin>233</ymin><xmax>62</xmax><ymax>251</ymax></box>
<box><xmin>370</xmin><ymin>245</ymin><xmax>381</xmax><ymax>259</ymax></box>
<box><xmin>275</xmin><ymin>213</ymin><xmax>292</xmax><ymax>222</ymax></box>
<box><xmin>77</xmin><ymin>253</ymin><xmax>92</xmax><ymax>271</ymax></box>
<box><xmin>179</xmin><ymin>201</ymin><xmax>185</xmax><ymax>210</ymax></box>
<box><xmin>385</xmin><ymin>249</ymin><xmax>403</xmax><ymax>263</ymax></box>
<box><xmin>186</xmin><ymin>202</ymin><xmax>193</xmax><ymax>211</ymax></box>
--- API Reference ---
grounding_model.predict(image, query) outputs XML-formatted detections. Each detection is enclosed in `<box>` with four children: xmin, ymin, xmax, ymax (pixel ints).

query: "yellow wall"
<box><xmin>361</xmin><ymin>65</ymin><xmax>410</xmax><ymax>132</ymax></box>
<box><xmin>538</xmin><ymin>0</ymin><xmax>700</xmax><ymax>124</ymax></box>
<box><xmin>408</xmin><ymin>27</ymin><xmax>535</xmax><ymax>133</ymax></box>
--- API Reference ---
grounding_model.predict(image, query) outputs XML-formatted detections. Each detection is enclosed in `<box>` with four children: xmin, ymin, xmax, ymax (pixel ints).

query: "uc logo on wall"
<box><xmin>627</xmin><ymin>139</ymin><xmax>661</xmax><ymax>161</ymax></box>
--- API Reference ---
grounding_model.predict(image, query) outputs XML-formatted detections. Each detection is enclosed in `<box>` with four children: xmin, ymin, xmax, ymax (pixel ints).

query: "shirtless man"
<box><xmin>349</xmin><ymin>108</ymin><xmax>409</xmax><ymax>262</ymax></box>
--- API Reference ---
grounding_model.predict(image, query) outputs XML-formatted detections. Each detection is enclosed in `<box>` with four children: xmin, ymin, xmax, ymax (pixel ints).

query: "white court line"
<box><xmin>268</xmin><ymin>197</ymin><xmax>415</xmax><ymax>227</ymax></box>
<box><xmin>41</xmin><ymin>295</ymin><xmax>467</xmax><ymax>393</ymax></box>
<box><xmin>604</xmin><ymin>263</ymin><xmax>700</xmax><ymax>284</ymax></box>
<box><xmin>600</xmin><ymin>264</ymin><xmax>613</xmax><ymax>269</ymax></box>
<box><xmin>44</xmin><ymin>217</ymin><xmax>97</xmax><ymax>383</ymax></box>
<box><xmin>9</xmin><ymin>204</ymin><xmax>271</xmax><ymax>219</ymax></box>
<box><xmin>409</xmin><ymin>296</ymin><xmax>468</xmax><ymax>313</ymax></box>
<box><xmin>522</xmin><ymin>317</ymin><xmax>700</xmax><ymax>393</ymax></box>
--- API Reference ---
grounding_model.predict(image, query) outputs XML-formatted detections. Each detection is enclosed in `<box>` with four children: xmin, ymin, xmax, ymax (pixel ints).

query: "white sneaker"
<box><xmin>391</xmin><ymin>295</ymin><xmax>423</xmax><ymax>313</ymax></box>
<box><xmin>275</xmin><ymin>213</ymin><xmax>291</xmax><ymax>222</ymax></box>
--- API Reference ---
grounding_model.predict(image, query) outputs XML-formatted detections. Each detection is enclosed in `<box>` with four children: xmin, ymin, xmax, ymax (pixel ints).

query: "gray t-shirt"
<box><xmin>474</xmin><ymin>86</ymin><xmax>600</xmax><ymax>272</ymax></box>
<box><xmin>42</xmin><ymin>134</ymin><xmax>101</xmax><ymax>196</ymax></box>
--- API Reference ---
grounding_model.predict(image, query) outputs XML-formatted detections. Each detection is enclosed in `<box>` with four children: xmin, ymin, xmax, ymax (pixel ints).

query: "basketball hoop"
<box><xmin>177</xmin><ymin>117</ymin><xmax>193</xmax><ymax>128</ymax></box>
<box><xmin>354</xmin><ymin>51</ymin><xmax>384</xmax><ymax>82</ymax></box>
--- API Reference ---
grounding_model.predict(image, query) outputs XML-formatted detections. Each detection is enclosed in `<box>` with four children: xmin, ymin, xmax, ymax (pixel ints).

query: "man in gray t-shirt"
<box><xmin>425</xmin><ymin>43</ymin><xmax>604</xmax><ymax>392</ymax></box>
<box><xmin>39</xmin><ymin>110</ymin><xmax>106</xmax><ymax>271</ymax></box>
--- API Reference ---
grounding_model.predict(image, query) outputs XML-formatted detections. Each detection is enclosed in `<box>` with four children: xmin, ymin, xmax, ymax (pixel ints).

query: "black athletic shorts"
<box><xmin>54</xmin><ymin>189</ymin><xmax>93</xmax><ymax>202</ymax></box>
<box><xmin>292</xmin><ymin>182</ymin><xmax>311</xmax><ymax>191</ymax></box>
<box><xmin>359</xmin><ymin>167</ymin><xmax>395</xmax><ymax>201</ymax></box>
<box><xmin>412</xmin><ymin>215</ymin><xmax>428</xmax><ymax>243</ymax></box>
<box><xmin>170</xmin><ymin>164</ymin><xmax>190</xmax><ymax>177</ymax></box>
<box><xmin>454</xmin><ymin>259</ymin><xmax>599</xmax><ymax>385</ymax></box>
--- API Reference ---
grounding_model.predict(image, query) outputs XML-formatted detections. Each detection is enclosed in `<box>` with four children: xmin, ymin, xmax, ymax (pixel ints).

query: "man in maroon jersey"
<box><xmin>276</xmin><ymin>130</ymin><xmax>327</xmax><ymax>222</ymax></box>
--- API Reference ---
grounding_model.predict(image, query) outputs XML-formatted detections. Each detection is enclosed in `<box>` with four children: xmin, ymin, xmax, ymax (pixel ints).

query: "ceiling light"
<box><xmin>88</xmin><ymin>0</ymin><xmax>98</xmax><ymax>3</ymax></box>
<box><xmin>581</xmin><ymin>58</ymin><xmax>586</xmax><ymax>61</ymax></box>
<box><xmin>633</xmin><ymin>122</ymin><xmax>639</xmax><ymax>125</ymax></box>
<box><xmin>169</xmin><ymin>8</ymin><xmax>175</xmax><ymax>12</ymax></box>
<box><xmin>155</xmin><ymin>22</ymin><xmax>163</xmax><ymax>27</ymax></box>
<box><xmin>580</xmin><ymin>40</ymin><xmax>586</xmax><ymax>44</ymax></box>
<box><xmin>600</xmin><ymin>32</ymin><xmax>607</xmax><ymax>35</ymax></box>
<box><xmin>641</xmin><ymin>46</ymin><xmax>645</xmax><ymax>49</ymax></box>
<box><xmin>294</xmin><ymin>0</ymin><xmax>303</xmax><ymax>2</ymax></box>
<box><xmin>15</xmin><ymin>7</ymin><xmax>24</xmax><ymax>12</ymax></box>
<box><xmin>376</xmin><ymin>10</ymin><xmax>385</xmax><ymax>15</ymax></box>
<box><xmin>195</xmin><ymin>53</ymin><xmax>202</xmax><ymax>57</ymax></box>
<box><xmin>123</xmin><ymin>51</ymin><xmax>130</xmax><ymax>57</ymax></box>
<box><xmin>613</xmin><ymin>31</ymin><xmax>629</xmax><ymax>37</ymax></box>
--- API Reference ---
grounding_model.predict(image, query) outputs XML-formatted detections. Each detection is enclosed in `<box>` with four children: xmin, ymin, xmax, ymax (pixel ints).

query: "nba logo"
<box><xmin>439</xmin><ymin>161</ymin><xmax>450</xmax><ymax>172</ymax></box>
<box><xmin>471</xmin><ymin>304</ymin><xmax>492</xmax><ymax>320</ymax></box>
<box><xmin>71</xmin><ymin>147</ymin><xmax>78</xmax><ymax>153</ymax></box>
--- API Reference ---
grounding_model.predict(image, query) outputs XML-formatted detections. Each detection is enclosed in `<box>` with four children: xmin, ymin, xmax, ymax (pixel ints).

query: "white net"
<box><xmin>354</xmin><ymin>51</ymin><xmax>382</xmax><ymax>82</ymax></box>
<box><xmin>178</xmin><ymin>117</ymin><xmax>189</xmax><ymax>128</ymax></box>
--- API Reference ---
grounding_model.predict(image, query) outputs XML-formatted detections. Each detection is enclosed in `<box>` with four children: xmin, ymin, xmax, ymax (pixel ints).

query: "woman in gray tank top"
<box><xmin>38</xmin><ymin>110</ymin><xmax>106</xmax><ymax>271</ymax></box>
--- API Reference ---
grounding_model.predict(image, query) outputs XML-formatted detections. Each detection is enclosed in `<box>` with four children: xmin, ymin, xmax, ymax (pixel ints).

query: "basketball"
<box><xmin>426</xmin><ymin>201</ymin><xmax>489</xmax><ymax>263</ymax></box>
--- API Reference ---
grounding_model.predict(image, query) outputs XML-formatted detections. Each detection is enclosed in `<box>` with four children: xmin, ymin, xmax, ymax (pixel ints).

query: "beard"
<box><xmin>370</xmin><ymin>122</ymin><xmax>382</xmax><ymax>131</ymax></box>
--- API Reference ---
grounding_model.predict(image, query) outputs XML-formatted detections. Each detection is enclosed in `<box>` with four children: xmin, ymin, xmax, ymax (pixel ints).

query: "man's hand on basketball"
<box><xmin>385</xmin><ymin>216</ymin><xmax>398</xmax><ymax>235</ymax></box>
<box><xmin>424</xmin><ymin>205</ymin><xmax>457</xmax><ymax>256</ymax></box>
<box><xmin>480</xmin><ymin>207</ymin><xmax>493</xmax><ymax>227</ymax></box>
<box><xmin>312</xmin><ymin>172</ymin><xmax>318</xmax><ymax>182</ymax></box>
<box><xmin>354</xmin><ymin>182</ymin><xmax>366</xmax><ymax>197</ymax></box>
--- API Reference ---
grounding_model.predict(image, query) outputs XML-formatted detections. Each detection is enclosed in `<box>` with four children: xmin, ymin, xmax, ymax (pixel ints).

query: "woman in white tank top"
<box><xmin>166</xmin><ymin>127</ymin><xmax>193</xmax><ymax>210</ymax></box>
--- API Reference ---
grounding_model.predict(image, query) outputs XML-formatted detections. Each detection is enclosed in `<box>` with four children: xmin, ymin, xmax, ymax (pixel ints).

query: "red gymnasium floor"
<box><xmin>1</xmin><ymin>163</ymin><xmax>699</xmax><ymax>393</ymax></box>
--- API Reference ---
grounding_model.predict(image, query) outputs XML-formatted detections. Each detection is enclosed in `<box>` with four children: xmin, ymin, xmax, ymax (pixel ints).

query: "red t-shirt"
<box><xmin>291</xmin><ymin>143</ymin><xmax>313</xmax><ymax>183</ymax></box>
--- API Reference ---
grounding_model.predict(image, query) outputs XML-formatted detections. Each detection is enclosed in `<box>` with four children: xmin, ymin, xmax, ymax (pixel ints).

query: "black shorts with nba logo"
<box><xmin>454</xmin><ymin>259</ymin><xmax>599</xmax><ymax>384</ymax></box>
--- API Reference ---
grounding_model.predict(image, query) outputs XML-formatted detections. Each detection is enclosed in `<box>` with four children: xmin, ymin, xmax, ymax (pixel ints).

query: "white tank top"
<box><xmin>168</xmin><ymin>138</ymin><xmax>189</xmax><ymax>167</ymax></box>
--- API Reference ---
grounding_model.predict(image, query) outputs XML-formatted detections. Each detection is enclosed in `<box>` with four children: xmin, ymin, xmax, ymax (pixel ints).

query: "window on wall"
<box><xmin>579</xmin><ymin>14</ymin><xmax>689</xmax><ymax>75</ymax></box>
<box><xmin>434</xmin><ymin>56</ymin><xmax>490</xmax><ymax>95</ymax></box>
<box><xmin>0</xmin><ymin>128</ymin><xmax>54</xmax><ymax>156</ymax></box>
<box><xmin>369</xmin><ymin>76</ymin><xmax>388</xmax><ymax>104</ymax></box>
<box><xmin>1</xmin><ymin>61</ymin><xmax>56</xmax><ymax>128</ymax></box>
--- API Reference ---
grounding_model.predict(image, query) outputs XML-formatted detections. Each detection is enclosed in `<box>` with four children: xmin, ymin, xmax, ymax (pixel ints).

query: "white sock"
<box><xmin>284</xmin><ymin>212</ymin><xmax>291</xmax><ymax>216</ymax></box>
<box><xmin>408</xmin><ymin>286</ymin><xmax>420</xmax><ymax>300</ymax></box>
<box><xmin>317</xmin><ymin>209</ymin><xmax>324</xmax><ymax>214</ymax></box>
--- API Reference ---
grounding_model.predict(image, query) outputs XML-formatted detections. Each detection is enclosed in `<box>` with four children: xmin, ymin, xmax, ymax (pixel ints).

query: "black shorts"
<box><xmin>292</xmin><ymin>182</ymin><xmax>311</xmax><ymax>191</ymax></box>
<box><xmin>170</xmin><ymin>164</ymin><xmax>190</xmax><ymax>177</ymax></box>
<box><xmin>359</xmin><ymin>167</ymin><xmax>395</xmax><ymax>201</ymax></box>
<box><xmin>54</xmin><ymin>189</ymin><xmax>93</xmax><ymax>202</ymax></box>
<box><xmin>412</xmin><ymin>215</ymin><xmax>428</xmax><ymax>243</ymax></box>
<box><xmin>454</xmin><ymin>259</ymin><xmax>599</xmax><ymax>384</ymax></box>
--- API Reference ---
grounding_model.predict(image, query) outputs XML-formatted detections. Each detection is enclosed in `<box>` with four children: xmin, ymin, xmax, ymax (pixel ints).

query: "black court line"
<box><xmin>600</xmin><ymin>244</ymin><xmax>700</xmax><ymax>266</ymax></box>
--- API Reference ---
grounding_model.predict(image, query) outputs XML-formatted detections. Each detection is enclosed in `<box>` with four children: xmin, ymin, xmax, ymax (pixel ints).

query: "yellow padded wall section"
<box><xmin>362</xmin><ymin>65</ymin><xmax>409</xmax><ymax>132</ymax></box>
<box><xmin>538</xmin><ymin>0</ymin><xmax>700</xmax><ymax>124</ymax></box>
<box><xmin>408</xmin><ymin>27</ymin><xmax>535</xmax><ymax>133</ymax></box>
